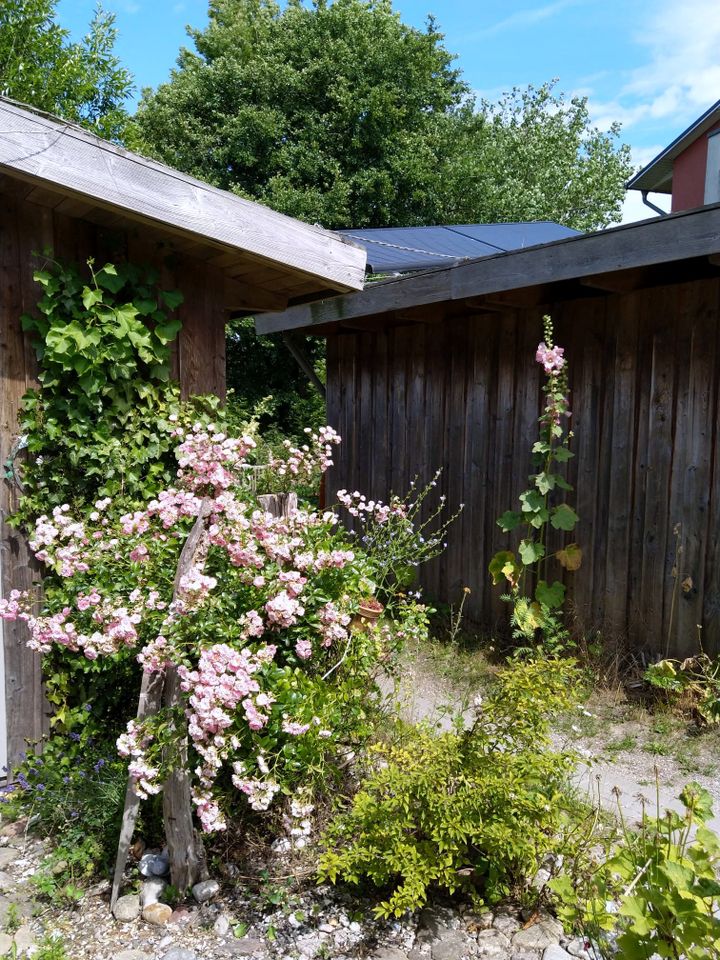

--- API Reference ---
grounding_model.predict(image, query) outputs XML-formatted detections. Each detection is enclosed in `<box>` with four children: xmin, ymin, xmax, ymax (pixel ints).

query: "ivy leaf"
<box><xmin>557</xmin><ymin>543</ymin><xmax>583</xmax><ymax>571</ymax></box>
<box><xmin>519</xmin><ymin>539</ymin><xmax>545</xmax><ymax>565</ymax></box>
<box><xmin>550</xmin><ymin>503</ymin><xmax>579</xmax><ymax>531</ymax></box>
<box><xmin>497</xmin><ymin>510</ymin><xmax>522</xmax><ymax>532</ymax></box>
<box><xmin>96</xmin><ymin>266</ymin><xmax>125</xmax><ymax>294</ymax></box>
<box><xmin>535</xmin><ymin>580</ymin><xmax>565</xmax><ymax>609</ymax></box>
<box><xmin>154</xmin><ymin>318</ymin><xmax>182</xmax><ymax>344</ymax></box>
<box><xmin>82</xmin><ymin>286</ymin><xmax>103</xmax><ymax>310</ymax></box>
<box><xmin>162</xmin><ymin>289</ymin><xmax>184</xmax><ymax>311</ymax></box>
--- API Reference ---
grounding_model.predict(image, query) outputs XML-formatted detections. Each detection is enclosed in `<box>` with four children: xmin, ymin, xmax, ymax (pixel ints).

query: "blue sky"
<box><xmin>56</xmin><ymin>0</ymin><xmax>720</xmax><ymax>223</ymax></box>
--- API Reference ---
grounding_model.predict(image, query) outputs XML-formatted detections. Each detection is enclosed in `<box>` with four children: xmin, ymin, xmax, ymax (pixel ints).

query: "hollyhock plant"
<box><xmin>0</xmin><ymin>421</ymin><xmax>443</xmax><ymax>833</ymax></box>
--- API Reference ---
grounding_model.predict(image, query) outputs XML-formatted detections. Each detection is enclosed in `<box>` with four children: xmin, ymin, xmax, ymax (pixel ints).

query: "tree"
<box><xmin>133</xmin><ymin>0</ymin><xmax>632</xmax><ymax>232</ymax></box>
<box><xmin>0</xmin><ymin>0</ymin><xmax>133</xmax><ymax>141</ymax></box>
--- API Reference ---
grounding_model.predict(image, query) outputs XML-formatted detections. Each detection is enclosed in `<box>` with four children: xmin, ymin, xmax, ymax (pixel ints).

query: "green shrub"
<box><xmin>319</xmin><ymin>659</ymin><xmax>582</xmax><ymax>916</ymax></box>
<box><xmin>553</xmin><ymin>782</ymin><xmax>720</xmax><ymax>959</ymax></box>
<box><xmin>3</xmin><ymin>735</ymin><xmax>128</xmax><ymax>897</ymax></box>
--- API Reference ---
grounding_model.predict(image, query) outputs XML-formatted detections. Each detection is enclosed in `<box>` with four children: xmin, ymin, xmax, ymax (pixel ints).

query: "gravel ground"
<box><xmin>0</xmin><ymin>818</ymin><xmax>585</xmax><ymax>960</ymax></box>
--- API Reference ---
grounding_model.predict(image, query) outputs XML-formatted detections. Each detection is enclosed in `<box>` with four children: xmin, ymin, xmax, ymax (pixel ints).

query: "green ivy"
<box><xmin>12</xmin><ymin>257</ymin><xmax>186</xmax><ymax>523</ymax></box>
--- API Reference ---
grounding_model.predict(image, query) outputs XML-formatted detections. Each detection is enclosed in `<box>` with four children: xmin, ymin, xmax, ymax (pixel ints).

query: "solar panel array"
<box><xmin>338</xmin><ymin>221</ymin><xmax>580</xmax><ymax>274</ymax></box>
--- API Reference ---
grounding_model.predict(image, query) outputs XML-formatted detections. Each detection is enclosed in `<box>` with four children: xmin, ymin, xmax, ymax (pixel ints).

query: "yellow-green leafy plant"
<box><xmin>318</xmin><ymin>659</ymin><xmax>581</xmax><ymax>916</ymax></box>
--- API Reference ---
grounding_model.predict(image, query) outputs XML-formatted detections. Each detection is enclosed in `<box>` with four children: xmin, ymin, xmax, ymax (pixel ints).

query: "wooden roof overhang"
<box><xmin>0</xmin><ymin>98</ymin><xmax>366</xmax><ymax>313</ymax></box>
<box><xmin>255</xmin><ymin>203</ymin><xmax>720</xmax><ymax>335</ymax></box>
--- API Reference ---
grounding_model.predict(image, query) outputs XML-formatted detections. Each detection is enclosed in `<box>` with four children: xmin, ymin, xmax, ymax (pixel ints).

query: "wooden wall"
<box><xmin>326</xmin><ymin>277</ymin><xmax>720</xmax><ymax>657</ymax></box>
<box><xmin>0</xmin><ymin>192</ymin><xmax>228</xmax><ymax>771</ymax></box>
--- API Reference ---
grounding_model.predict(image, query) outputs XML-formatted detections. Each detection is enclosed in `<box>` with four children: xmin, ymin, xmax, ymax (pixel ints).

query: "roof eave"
<box><xmin>0</xmin><ymin>97</ymin><xmax>367</xmax><ymax>293</ymax></box>
<box><xmin>255</xmin><ymin>202</ymin><xmax>720</xmax><ymax>335</ymax></box>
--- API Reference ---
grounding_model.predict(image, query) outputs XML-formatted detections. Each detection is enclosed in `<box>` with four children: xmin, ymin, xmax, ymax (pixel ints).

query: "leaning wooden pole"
<box><xmin>111</xmin><ymin>502</ymin><xmax>212</xmax><ymax>909</ymax></box>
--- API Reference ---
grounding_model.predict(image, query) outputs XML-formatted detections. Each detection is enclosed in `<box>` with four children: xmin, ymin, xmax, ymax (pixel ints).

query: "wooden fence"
<box><xmin>326</xmin><ymin>276</ymin><xmax>720</xmax><ymax>657</ymax></box>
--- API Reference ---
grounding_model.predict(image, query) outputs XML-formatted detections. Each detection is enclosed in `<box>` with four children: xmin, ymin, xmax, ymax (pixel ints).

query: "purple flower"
<box><xmin>69</xmin><ymin>733</ymin><xmax>81</xmax><ymax>742</ymax></box>
<box><xmin>83</xmin><ymin>703</ymin><xmax>92</xmax><ymax>712</ymax></box>
<box><xmin>93</xmin><ymin>759</ymin><xmax>106</xmax><ymax>773</ymax></box>
<box><xmin>62</xmin><ymin>776</ymin><xmax>70</xmax><ymax>784</ymax></box>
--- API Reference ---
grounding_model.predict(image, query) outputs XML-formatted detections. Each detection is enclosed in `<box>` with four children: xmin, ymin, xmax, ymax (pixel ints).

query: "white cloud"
<box><xmin>469</xmin><ymin>0</ymin><xmax>581</xmax><ymax>39</ymax></box>
<box><xmin>586</xmin><ymin>0</ymin><xmax>720</xmax><ymax>134</ymax></box>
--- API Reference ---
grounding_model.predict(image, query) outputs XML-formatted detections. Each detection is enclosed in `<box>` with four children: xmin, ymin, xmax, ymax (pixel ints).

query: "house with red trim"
<box><xmin>628</xmin><ymin>99</ymin><xmax>720</xmax><ymax>213</ymax></box>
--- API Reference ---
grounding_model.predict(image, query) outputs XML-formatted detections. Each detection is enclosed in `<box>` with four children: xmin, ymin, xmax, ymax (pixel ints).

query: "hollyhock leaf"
<box><xmin>497</xmin><ymin>511</ymin><xmax>522</xmax><ymax>532</ymax></box>
<box><xmin>535</xmin><ymin>580</ymin><xmax>565</xmax><ymax>609</ymax></box>
<box><xmin>519</xmin><ymin>539</ymin><xmax>545</xmax><ymax>565</ymax></box>
<box><xmin>557</xmin><ymin>543</ymin><xmax>583</xmax><ymax>571</ymax></box>
<box><xmin>550</xmin><ymin>503</ymin><xmax>579</xmax><ymax>531</ymax></box>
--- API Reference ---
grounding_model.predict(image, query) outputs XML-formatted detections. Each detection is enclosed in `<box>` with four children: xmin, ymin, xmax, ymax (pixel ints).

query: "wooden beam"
<box><xmin>224</xmin><ymin>276</ymin><xmax>287</xmax><ymax>312</ymax></box>
<box><xmin>0</xmin><ymin>100</ymin><xmax>367</xmax><ymax>292</ymax></box>
<box><xmin>255</xmin><ymin>202</ymin><xmax>720</xmax><ymax>334</ymax></box>
<box><xmin>579</xmin><ymin>267</ymin><xmax>650</xmax><ymax>293</ymax></box>
<box><xmin>708</xmin><ymin>254</ymin><xmax>720</xmax><ymax>268</ymax></box>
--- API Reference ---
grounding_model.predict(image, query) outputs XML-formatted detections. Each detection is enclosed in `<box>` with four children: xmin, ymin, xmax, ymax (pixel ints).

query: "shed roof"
<box><xmin>338</xmin><ymin>222</ymin><xmax>579</xmax><ymax>273</ymax></box>
<box><xmin>255</xmin><ymin>202</ymin><xmax>720</xmax><ymax>335</ymax></box>
<box><xmin>0</xmin><ymin>98</ymin><xmax>366</xmax><ymax>304</ymax></box>
<box><xmin>627</xmin><ymin>98</ymin><xmax>720</xmax><ymax>195</ymax></box>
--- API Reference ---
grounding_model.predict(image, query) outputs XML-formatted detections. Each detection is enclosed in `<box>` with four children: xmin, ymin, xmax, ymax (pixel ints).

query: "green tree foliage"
<box><xmin>134</xmin><ymin>0</ymin><xmax>632</xmax><ymax>232</ymax></box>
<box><xmin>0</xmin><ymin>0</ymin><xmax>133</xmax><ymax>141</ymax></box>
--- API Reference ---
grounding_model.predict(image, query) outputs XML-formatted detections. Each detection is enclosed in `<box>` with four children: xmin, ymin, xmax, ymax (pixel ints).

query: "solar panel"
<box><xmin>338</xmin><ymin>221</ymin><xmax>581</xmax><ymax>274</ymax></box>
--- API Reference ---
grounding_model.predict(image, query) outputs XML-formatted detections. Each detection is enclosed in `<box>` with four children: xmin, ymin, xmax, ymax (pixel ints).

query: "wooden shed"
<box><xmin>0</xmin><ymin>97</ymin><xmax>366</xmax><ymax>773</ymax></box>
<box><xmin>257</xmin><ymin>204</ymin><xmax>720</xmax><ymax>658</ymax></box>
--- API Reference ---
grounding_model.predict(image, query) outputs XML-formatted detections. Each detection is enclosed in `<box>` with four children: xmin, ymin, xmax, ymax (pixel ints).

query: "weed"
<box><xmin>3</xmin><ymin>904</ymin><xmax>20</xmax><ymax>935</ymax></box>
<box><xmin>604</xmin><ymin>734</ymin><xmax>637</xmax><ymax>754</ymax></box>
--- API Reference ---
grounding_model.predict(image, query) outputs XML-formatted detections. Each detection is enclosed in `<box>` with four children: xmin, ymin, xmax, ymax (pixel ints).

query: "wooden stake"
<box><xmin>110</xmin><ymin>502</ymin><xmax>212</xmax><ymax>909</ymax></box>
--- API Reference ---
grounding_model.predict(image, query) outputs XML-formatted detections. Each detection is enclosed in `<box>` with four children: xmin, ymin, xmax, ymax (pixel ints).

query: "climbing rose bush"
<box><xmin>1</xmin><ymin>424</ymin><xmax>432</xmax><ymax>832</ymax></box>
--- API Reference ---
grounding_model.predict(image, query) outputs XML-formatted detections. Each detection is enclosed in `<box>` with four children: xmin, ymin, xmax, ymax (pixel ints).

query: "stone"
<box><xmin>170</xmin><ymin>906</ymin><xmax>194</xmax><ymax>924</ymax></box>
<box><xmin>113</xmin><ymin>893</ymin><xmax>141</xmax><ymax>922</ymax></box>
<box><xmin>141</xmin><ymin>876</ymin><xmax>167</xmax><ymax>907</ymax></box>
<box><xmin>0</xmin><ymin>819</ymin><xmax>27</xmax><ymax>838</ymax></box>
<box><xmin>138</xmin><ymin>852</ymin><xmax>169</xmax><ymax>877</ymax></box>
<box><xmin>511</xmin><ymin>953</ymin><xmax>541</xmax><ymax>960</ymax></box>
<box><xmin>142</xmin><ymin>901</ymin><xmax>173</xmax><ymax>925</ymax></box>
<box><xmin>222</xmin><ymin>942</ymin><xmax>267</xmax><ymax>959</ymax></box>
<box><xmin>0</xmin><ymin>934</ymin><xmax>11</xmax><ymax>955</ymax></box>
<box><xmin>191</xmin><ymin>878</ymin><xmax>220</xmax><ymax>903</ymax></box>
<box><xmin>114</xmin><ymin>952</ymin><xmax>152</xmax><ymax>960</ymax></box>
<box><xmin>418</xmin><ymin>907</ymin><xmax>460</xmax><ymax>941</ymax></box>
<box><xmin>543</xmin><ymin>947</ymin><xmax>573</xmax><ymax>960</ymax></box>
<box><xmin>229</xmin><ymin>938</ymin><xmax>266</xmax><ymax>956</ymax></box>
<box><xmin>565</xmin><ymin>937</ymin><xmax>593</xmax><ymax>959</ymax></box>
<box><xmin>0</xmin><ymin>848</ymin><xmax>19</xmax><ymax>868</ymax></box>
<box><xmin>511</xmin><ymin>917</ymin><xmax>564</xmax><ymax>952</ymax></box>
<box><xmin>161</xmin><ymin>950</ymin><xmax>198</xmax><ymax>960</ymax></box>
<box><xmin>431</xmin><ymin>933</ymin><xmax>476</xmax><ymax>960</ymax></box>
<box><xmin>12</xmin><ymin>925</ymin><xmax>35</xmax><ymax>955</ymax></box>
<box><xmin>0</xmin><ymin>872</ymin><xmax>13</xmax><ymax>892</ymax></box>
<box><xmin>373</xmin><ymin>949</ymin><xmax>410</xmax><ymax>960</ymax></box>
<box><xmin>492</xmin><ymin>914</ymin><xmax>521</xmax><ymax>937</ymax></box>
<box><xmin>297</xmin><ymin>933</ymin><xmax>324</xmax><ymax>958</ymax></box>
<box><xmin>214</xmin><ymin>914</ymin><xmax>231</xmax><ymax>937</ymax></box>
<box><xmin>150</xmin><ymin>852</ymin><xmax>170</xmax><ymax>876</ymax></box>
<box><xmin>476</xmin><ymin>929</ymin><xmax>512</xmax><ymax>959</ymax></box>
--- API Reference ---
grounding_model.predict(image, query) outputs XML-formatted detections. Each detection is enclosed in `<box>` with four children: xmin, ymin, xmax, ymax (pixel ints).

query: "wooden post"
<box><xmin>257</xmin><ymin>492</ymin><xmax>297</xmax><ymax>517</ymax></box>
<box><xmin>111</xmin><ymin>502</ymin><xmax>211</xmax><ymax>909</ymax></box>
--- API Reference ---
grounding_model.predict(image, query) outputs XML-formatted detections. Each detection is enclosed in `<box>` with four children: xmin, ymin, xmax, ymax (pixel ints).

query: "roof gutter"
<box><xmin>641</xmin><ymin>191</ymin><xmax>669</xmax><ymax>218</ymax></box>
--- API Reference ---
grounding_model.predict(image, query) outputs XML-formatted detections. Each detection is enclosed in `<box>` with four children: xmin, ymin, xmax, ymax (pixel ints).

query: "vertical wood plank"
<box><xmin>674</xmin><ymin>281</ymin><xmax>716</xmax><ymax>654</ymax></box>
